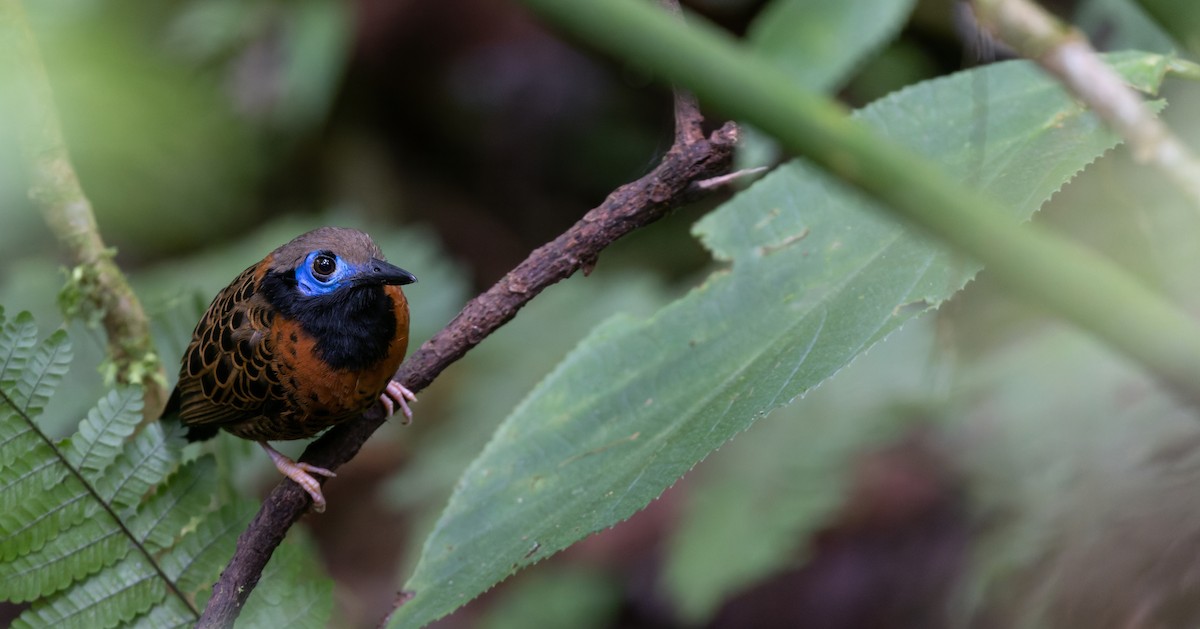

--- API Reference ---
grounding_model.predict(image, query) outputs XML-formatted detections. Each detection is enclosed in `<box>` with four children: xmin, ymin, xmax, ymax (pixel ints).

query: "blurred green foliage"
<box><xmin>6</xmin><ymin>0</ymin><xmax>1200</xmax><ymax>627</ymax></box>
<box><xmin>1134</xmin><ymin>0</ymin><xmax>1200</xmax><ymax>55</ymax></box>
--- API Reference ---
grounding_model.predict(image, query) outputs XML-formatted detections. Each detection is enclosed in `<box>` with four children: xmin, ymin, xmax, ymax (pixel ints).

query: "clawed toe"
<box><xmin>380</xmin><ymin>380</ymin><xmax>417</xmax><ymax>424</ymax></box>
<box><xmin>259</xmin><ymin>442</ymin><xmax>336</xmax><ymax>513</ymax></box>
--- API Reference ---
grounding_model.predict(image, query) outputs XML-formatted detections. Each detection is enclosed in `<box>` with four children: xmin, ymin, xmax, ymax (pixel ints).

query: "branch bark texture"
<box><xmin>197</xmin><ymin>90</ymin><xmax>736</xmax><ymax>628</ymax></box>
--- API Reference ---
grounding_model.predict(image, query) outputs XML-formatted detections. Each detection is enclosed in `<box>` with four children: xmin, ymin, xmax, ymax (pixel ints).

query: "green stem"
<box><xmin>520</xmin><ymin>0</ymin><xmax>1200</xmax><ymax>404</ymax></box>
<box><xmin>3</xmin><ymin>0</ymin><xmax>166</xmax><ymax>417</ymax></box>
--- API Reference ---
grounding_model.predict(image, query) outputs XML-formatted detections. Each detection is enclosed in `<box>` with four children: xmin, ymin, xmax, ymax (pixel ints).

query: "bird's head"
<box><xmin>269</xmin><ymin>227</ymin><xmax>417</xmax><ymax>301</ymax></box>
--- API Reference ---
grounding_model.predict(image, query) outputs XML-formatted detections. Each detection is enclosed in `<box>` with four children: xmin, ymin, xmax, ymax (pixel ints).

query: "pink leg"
<box><xmin>259</xmin><ymin>442</ymin><xmax>336</xmax><ymax>513</ymax></box>
<box><xmin>379</xmin><ymin>380</ymin><xmax>417</xmax><ymax>424</ymax></box>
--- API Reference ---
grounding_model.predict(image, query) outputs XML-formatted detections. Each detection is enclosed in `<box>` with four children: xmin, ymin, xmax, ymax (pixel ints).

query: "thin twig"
<box><xmin>691</xmin><ymin>166</ymin><xmax>769</xmax><ymax>191</ymax></box>
<box><xmin>4</xmin><ymin>0</ymin><xmax>166</xmax><ymax>417</ymax></box>
<box><xmin>198</xmin><ymin>29</ymin><xmax>735</xmax><ymax>629</ymax></box>
<box><xmin>971</xmin><ymin>0</ymin><xmax>1200</xmax><ymax>211</ymax></box>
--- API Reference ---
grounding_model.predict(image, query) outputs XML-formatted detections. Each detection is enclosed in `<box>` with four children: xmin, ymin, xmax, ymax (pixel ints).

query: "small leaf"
<box><xmin>125</xmin><ymin>598</ymin><xmax>195</xmax><ymax>629</ymax></box>
<box><xmin>0</xmin><ymin>387</ymin><xmax>149</xmax><ymax>561</ymax></box>
<box><xmin>161</xmin><ymin>501</ymin><xmax>254</xmax><ymax>592</ymax></box>
<box><xmin>0</xmin><ymin>310</ymin><xmax>39</xmax><ymax>389</ymax></box>
<box><xmin>12</xmin><ymin>329</ymin><xmax>72</xmax><ymax>416</ymax></box>
<box><xmin>0</xmin><ymin>450</ymin><xmax>74</xmax><ymax>559</ymax></box>
<box><xmin>748</xmin><ymin>0</ymin><xmax>917</xmax><ymax>94</ymax></box>
<box><xmin>739</xmin><ymin>0</ymin><xmax>918</xmax><ymax>167</ymax></box>
<box><xmin>68</xmin><ymin>386</ymin><xmax>143</xmax><ymax>473</ymax></box>
<box><xmin>0</xmin><ymin>518</ymin><xmax>128</xmax><ymax>602</ymax></box>
<box><xmin>131</xmin><ymin>457</ymin><xmax>216</xmax><ymax>552</ymax></box>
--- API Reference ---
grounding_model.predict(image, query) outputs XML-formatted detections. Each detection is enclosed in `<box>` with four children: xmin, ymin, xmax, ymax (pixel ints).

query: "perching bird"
<box><xmin>161</xmin><ymin>227</ymin><xmax>417</xmax><ymax>512</ymax></box>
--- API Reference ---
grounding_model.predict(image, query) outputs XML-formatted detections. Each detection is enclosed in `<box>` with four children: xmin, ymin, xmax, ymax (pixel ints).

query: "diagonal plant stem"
<box><xmin>2</xmin><ymin>0</ymin><xmax>166</xmax><ymax>418</ymax></box>
<box><xmin>971</xmin><ymin>0</ymin><xmax>1200</xmax><ymax>212</ymax></box>
<box><xmin>198</xmin><ymin>48</ymin><xmax>736</xmax><ymax>629</ymax></box>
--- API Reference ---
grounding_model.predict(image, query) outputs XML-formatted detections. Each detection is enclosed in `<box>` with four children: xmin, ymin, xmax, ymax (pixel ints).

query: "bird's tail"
<box><xmin>160</xmin><ymin>387</ymin><xmax>219</xmax><ymax>442</ymax></box>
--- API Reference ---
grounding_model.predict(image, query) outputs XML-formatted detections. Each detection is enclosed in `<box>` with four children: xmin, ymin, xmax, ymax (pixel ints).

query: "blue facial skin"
<box><xmin>295</xmin><ymin>251</ymin><xmax>358</xmax><ymax>297</ymax></box>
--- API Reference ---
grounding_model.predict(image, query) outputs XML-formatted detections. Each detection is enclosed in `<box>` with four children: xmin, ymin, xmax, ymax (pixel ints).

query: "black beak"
<box><xmin>356</xmin><ymin>258</ymin><xmax>417</xmax><ymax>287</ymax></box>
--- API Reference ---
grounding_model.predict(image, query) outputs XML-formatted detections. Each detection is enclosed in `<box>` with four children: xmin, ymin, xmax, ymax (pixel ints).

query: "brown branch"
<box><xmin>4</xmin><ymin>0</ymin><xmax>166</xmax><ymax>417</ymax></box>
<box><xmin>197</xmin><ymin>71</ymin><xmax>737</xmax><ymax>629</ymax></box>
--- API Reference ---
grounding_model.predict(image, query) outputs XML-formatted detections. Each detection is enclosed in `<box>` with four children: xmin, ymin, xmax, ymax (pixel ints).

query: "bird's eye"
<box><xmin>312</xmin><ymin>254</ymin><xmax>337</xmax><ymax>280</ymax></box>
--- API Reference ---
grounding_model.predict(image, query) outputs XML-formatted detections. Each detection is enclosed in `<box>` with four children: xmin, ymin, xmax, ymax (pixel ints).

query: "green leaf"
<box><xmin>12</xmin><ymin>552</ymin><xmax>166</xmax><ymax>629</ymax></box>
<box><xmin>0</xmin><ymin>517</ymin><xmax>128</xmax><ymax>602</ymax></box>
<box><xmin>132</xmin><ymin>457</ymin><xmax>217</xmax><ymax>551</ymax></box>
<box><xmin>749</xmin><ymin>0</ymin><xmax>917</xmax><ymax>93</ymax></box>
<box><xmin>0</xmin><ymin>309</ymin><xmax>38</xmax><ymax>389</ymax></box>
<box><xmin>0</xmin><ymin>448</ymin><xmax>74</xmax><ymax>560</ymax></box>
<box><xmin>12</xmin><ymin>329</ymin><xmax>71</xmax><ymax>415</ymax></box>
<box><xmin>0</xmin><ymin>412</ymin><xmax>188</xmax><ymax>603</ymax></box>
<box><xmin>390</xmin><ymin>53</ymin><xmax>1173</xmax><ymax>627</ymax></box>
<box><xmin>739</xmin><ymin>0</ymin><xmax>917</xmax><ymax>167</ymax></box>
<box><xmin>386</xmin><ymin>272</ymin><xmax>667</xmax><ymax>512</ymax></box>
<box><xmin>68</xmin><ymin>386</ymin><xmax>143</xmax><ymax>473</ymax></box>
<box><xmin>94</xmin><ymin>422</ymin><xmax>184</xmax><ymax>512</ymax></box>
<box><xmin>126</xmin><ymin>598</ymin><xmax>195</xmax><ymax>629</ymax></box>
<box><xmin>161</xmin><ymin>501</ymin><xmax>255</xmax><ymax>592</ymax></box>
<box><xmin>1076</xmin><ymin>0</ymin><xmax>1179</xmax><ymax>53</ymax></box>
<box><xmin>0</xmin><ymin>308</ymin><xmax>286</xmax><ymax>627</ymax></box>
<box><xmin>10</xmin><ymin>489</ymin><xmax>243</xmax><ymax>629</ymax></box>
<box><xmin>0</xmin><ymin>387</ymin><xmax>146</xmax><ymax>562</ymax></box>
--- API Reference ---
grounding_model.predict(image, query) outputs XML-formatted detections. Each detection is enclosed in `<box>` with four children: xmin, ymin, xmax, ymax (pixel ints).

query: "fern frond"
<box><xmin>0</xmin><ymin>419</ymin><xmax>182</xmax><ymax>592</ymax></box>
<box><xmin>0</xmin><ymin>318</ymin><xmax>70</xmax><ymax>477</ymax></box>
<box><xmin>12</xmin><ymin>328</ymin><xmax>71</xmax><ymax>416</ymax></box>
<box><xmin>131</xmin><ymin>457</ymin><xmax>217</xmax><ymax>550</ymax></box>
<box><xmin>0</xmin><ymin>321</ymin><xmax>72</xmax><ymax>471</ymax></box>
<box><xmin>12</xmin><ymin>552</ymin><xmax>167</xmax><ymax>629</ymax></box>
<box><xmin>0</xmin><ymin>517</ymin><xmax>127</xmax><ymax>602</ymax></box>
<box><xmin>0</xmin><ymin>309</ymin><xmax>39</xmax><ymax>389</ymax></box>
<box><xmin>0</xmin><ymin>387</ymin><xmax>145</xmax><ymax>562</ymax></box>
<box><xmin>0</xmin><ymin>309</ymin><xmax>334</xmax><ymax>627</ymax></box>
<box><xmin>0</xmin><ymin>311</ymin><xmax>206</xmax><ymax>625</ymax></box>
<box><xmin>125</xmin><ymin>597</ymin><xmax>194</xmax><ymax>629</ymax></box>
<box><xmin>10</xmin><ymin>461</ymin><xmax>232</xmax><ymax>629</ymax></box>
<box><xmin>0</xmin><ymin>454</ymin><xmax>212</xmax><ymax>602</ymax></box>
<box><xmin>162</xmin><ymin>500</ymin><xmax>255</xmax><ymax>592</ymax></box>
<box><xmin>0</xmin><ymin>442</ymin><xmax>73</xmax><ymax>557</ymax></box>
<box><xmin>69</xmin><ymin>384</ymin><xmax>143</xmax><ymax>473</ymax></box>
<box><xmin>94</xmin><ymin>422</ymin><xmax>185</xmax><ymax>510</ymax></box>
<box><xmin>119</xmin><ymin>501</ymin><xmax>255</xmax><ymax>629</ymax></box>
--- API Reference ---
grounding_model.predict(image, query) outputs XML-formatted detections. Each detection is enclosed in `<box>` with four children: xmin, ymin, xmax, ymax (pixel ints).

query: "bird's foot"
<box><xmin>259</xmin><ymin>442</ymin><xmax>336</xmax><ymax>513</ymax></box>
<box><xmin>380</xmin><ymin>380</ymin><xmax>417</xmax><ymax>425</ymax></box>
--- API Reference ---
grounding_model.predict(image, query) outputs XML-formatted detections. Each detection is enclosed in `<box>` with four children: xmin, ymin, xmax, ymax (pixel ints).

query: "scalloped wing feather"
<box><xmin>175</xmin><ymin>262</ymin><xmax>285</xmax><ymax>429</ymax></box>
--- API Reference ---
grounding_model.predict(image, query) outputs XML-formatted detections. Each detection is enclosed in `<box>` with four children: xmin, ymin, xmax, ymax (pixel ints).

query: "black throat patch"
<box><xmin>260</xmin><ymin>271</ymin><xmax>397</xmax><ymax>371</ymax></box>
